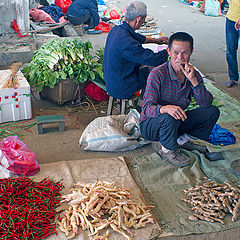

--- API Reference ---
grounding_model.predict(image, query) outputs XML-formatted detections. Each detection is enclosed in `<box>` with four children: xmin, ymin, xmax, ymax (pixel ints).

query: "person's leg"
<box><xmin>221</xmin><ymin>0</ymin><xmax>227</xmax><ymax>12</ymax></box>
<box><xmin>67</xmin><ymin>12</ymin><xmax>92</xmax><ymax>26</ymax></box>
<box><xmin>140</xmin><ymin>115</ymin><xmax>189</xmax><ymax>166</ymax></box>
<box><xmin>86</xmin><ymin>15</ymin><xmax>95</xmax><ymax>30</ymax></box>
<box><xmin>86</xmin><ymin>14</ymin><xmax>102</xmax><ymax>34</ymax></box>
<box><xmin>226</xmin><ymin>18</ymin><xmax>239</xmax><ymax>86</ymax></box>
<box><xmin>178</xmin><ymin>106</ymin><xmax>220</xmax><ymax>141</ymax></box>
<box><xmin>140</xmin><ymin>114</ymin><xmax>180</xmax><ymax>150</ymax></box>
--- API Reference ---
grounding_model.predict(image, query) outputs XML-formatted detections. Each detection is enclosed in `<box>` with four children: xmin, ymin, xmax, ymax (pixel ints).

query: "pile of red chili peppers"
<box><xmin>0</xmin><ymin>177</ymin><xmax>64</xmax><ymax>239</ymax></box>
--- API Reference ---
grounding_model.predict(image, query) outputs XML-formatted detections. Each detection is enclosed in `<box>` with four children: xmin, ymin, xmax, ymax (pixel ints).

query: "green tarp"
<box><xmin>134</xmin><ymin>150</ymin><xmax>240</xmax><ymax>236</ymax></box>
<box><xmin>133</xmin><ymin>82</ymin><xmax>240</xmax><ymax>236</ymax></box>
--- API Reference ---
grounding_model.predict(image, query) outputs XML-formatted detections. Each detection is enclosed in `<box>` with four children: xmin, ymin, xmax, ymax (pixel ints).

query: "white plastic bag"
<box><xmin>205</xmin><ymin>0</ymin><xmax>220</xmax><ymax>17</ymax></box>
<box><xmin>79</xmin><ymin>109</ymin><xmax>149</xmax><ymax>152</ymax></box>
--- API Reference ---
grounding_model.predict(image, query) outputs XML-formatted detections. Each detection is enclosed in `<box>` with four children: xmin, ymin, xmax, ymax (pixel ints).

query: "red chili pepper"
<box><xmin>0</xmin><ymin>177</ymin><xmax>64</xmax><ymax>239</ymax></box>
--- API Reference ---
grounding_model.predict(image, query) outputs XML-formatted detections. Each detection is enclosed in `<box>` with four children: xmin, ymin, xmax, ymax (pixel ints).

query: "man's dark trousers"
<box><xmin>140</xmin><ymin>106</ymin><xmax>220</xmax><ymax>150</ymax></box>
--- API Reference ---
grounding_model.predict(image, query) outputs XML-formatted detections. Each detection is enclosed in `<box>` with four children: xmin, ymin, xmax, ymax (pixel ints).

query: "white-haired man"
<box><xmin>103</xmin><ymin>1</ymin><xmax>169</xmax><ymax>100</ymax></box>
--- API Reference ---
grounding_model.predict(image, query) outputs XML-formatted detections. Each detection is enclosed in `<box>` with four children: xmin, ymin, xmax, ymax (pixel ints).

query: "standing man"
<box><xmin>103</xmin><ymin>1</ymin><xmax>168</xmax><ymax>100</ymax></box>
<box><xmin>140</xmin><ymin>32</ymin><xmax>220</xmax><ymax>167</ymax></box>
<box><xmin>225</xmin><ymin>0</ymin><xmax>240</xmax><ymax>87</ymax></box>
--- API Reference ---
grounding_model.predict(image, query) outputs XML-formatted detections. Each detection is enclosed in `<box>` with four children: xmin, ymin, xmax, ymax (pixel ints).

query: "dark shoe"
<box><xmin>179</xmin><ymin>141</ymin><xmax>208</xmax><ymax>154</ymax></box>
<box><xmin>159</xmin><ymin>149</ymin><xmax>190</xmax><ymax>167</ymax></box>
<box><xmin>225</xmin><ymin>80</ymin><xmax>237</xmax><ymax>88</ymax></box>
<box><xmin>87</xmin><ymin>30</ymin><xmax>102</xmax><ymax>35</ymax></box>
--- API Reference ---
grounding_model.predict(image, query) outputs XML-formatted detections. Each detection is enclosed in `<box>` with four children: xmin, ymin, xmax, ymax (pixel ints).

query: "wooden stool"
<box><xmin>36</xmin><ymin>115</ymin><xmax>65</xmax><ymax>134</ymax></box>
<box><xmin>107</xmin><ymin>96</ymin><xmax>134</xmax><ymax>115</ymax></box>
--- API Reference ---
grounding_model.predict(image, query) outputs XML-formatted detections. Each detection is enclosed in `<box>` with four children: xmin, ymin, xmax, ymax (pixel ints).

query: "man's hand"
<box><xmin>235</xmin><ymin>19</ymin><xmax>240</xmax><ymax>31</ymax></box>
<box><xmin>145</xmin><ymin>36</ymin><xmax>169</xmax><ymax>45</ymax></box>
<box><xmin>160</xmin><ymin>105</ymin><xmax>187</xmax><ymax>121</ymax></box>
<box><xmin>180</xmin><ymin>63</ymin><xmax>199</xmax><ymax>87</ymax></box>
<box><xmin>154</xmin><ymin>36</ymin><xmax>169</xmax><ymax>45</ymax></box>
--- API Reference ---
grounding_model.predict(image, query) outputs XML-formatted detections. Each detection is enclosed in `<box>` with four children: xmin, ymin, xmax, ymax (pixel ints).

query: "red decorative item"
<box><xmin>10</xmin><ymin>20</ymin><xmax>27</xmax><ymax>38</ymax></box>
<box><xmin>95</xmin><ymin>22</ymin><xmax>111</xmax><ymax>33</ymax></box>
<box><xmin>55</xmin><ymin>0</ymin><xmax>72</xmax><ymax>14</ymax></box>
<box><xmin>136</xmin><ymin>90</ymin><xmax>141</xmax><ymax>97</ymax></box>
<box><xmin>84</xmin><ymin>82</ymin><xmax>109</xmax><ymax>102</ymax></box>
<box><xmin>109</xmin><ymin>10</ymin><xmax>121</xmax><ymax>19</ymax></box>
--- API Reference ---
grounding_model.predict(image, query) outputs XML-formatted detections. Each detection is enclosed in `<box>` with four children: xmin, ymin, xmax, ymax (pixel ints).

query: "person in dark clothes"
<box><xmin>103</xmin><ymin>1</ymin><xmax>169</xmax><ymax>100</ymax></box>
<box><xmin>66</xmin><ymin>0</ymin><xmax>102</xmax><ymax>34</ymax></box>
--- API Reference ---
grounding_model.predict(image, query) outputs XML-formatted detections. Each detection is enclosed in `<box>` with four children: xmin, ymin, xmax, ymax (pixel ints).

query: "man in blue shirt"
<box><xmin>66</xmin><ymin>0</ymin><xmax>102</xmax><ymax>34</ymax></box>
<box><xmin>103</xmin><ymin>1</ymin><xmax>169</xmax><ymax>100</ymax></box>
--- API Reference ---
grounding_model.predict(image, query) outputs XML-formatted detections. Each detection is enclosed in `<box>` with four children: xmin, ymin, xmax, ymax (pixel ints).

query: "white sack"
<box><xmin>79</xmin><ymin>109</ymin><xmax>149</xmax><ymax>152</ymax></box>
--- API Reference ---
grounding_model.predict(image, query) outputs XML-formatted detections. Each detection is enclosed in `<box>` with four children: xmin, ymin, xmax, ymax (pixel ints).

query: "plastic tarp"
<box><xmin>2</xmin><ymin>157</ymin><xmax>158</xmax><ymax>240</ymax></box>
<box><xmin>134</xmin><ymin>149</ymin><xmax>240</xmax><ymax>236</ymax></box>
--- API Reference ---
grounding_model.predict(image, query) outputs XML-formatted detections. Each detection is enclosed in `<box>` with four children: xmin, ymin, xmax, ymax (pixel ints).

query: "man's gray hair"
<box><xmin>125</xmin><ymin>1</ymin><xmax>147</xmax><ymax>21</ymax></box>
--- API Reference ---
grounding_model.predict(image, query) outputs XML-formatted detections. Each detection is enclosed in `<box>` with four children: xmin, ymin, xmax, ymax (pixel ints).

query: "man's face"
<box><xmin>167</xmin><ymin>40</ymin><xmax>193</xmax><ymax>71</ymax></box>
<box><xmin>136</xmin><ymin>16</ymin><xmax>146</xmax><ymax>29</ymax></box>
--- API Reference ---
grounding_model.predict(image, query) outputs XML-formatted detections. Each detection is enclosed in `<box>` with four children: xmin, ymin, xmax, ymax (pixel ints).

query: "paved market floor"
<box><xmin>1</xmin><ymin>0</ymin><xmax>240</xmax><ymax>239</ymax></box>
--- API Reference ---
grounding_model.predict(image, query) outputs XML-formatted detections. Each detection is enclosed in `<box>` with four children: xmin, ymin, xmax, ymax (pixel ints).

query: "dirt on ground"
<box><xmin>18</xmin><ymin>96</ymin><xmax>153</xmax><ymax>165</ymax></box>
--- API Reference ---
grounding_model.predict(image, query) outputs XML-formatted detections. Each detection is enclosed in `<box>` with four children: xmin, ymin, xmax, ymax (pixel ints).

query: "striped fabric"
<box><xmin>139</xmin><ymin>62</ymin><xmax>213</xmax><ymax>123</ymax></box>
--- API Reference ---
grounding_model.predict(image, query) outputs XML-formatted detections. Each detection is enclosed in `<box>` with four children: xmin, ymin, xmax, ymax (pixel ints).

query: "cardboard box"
<box><xmin>0</xmin><ymin>69</ymin><xmax>32</xmax><ymax>123</ymax></box>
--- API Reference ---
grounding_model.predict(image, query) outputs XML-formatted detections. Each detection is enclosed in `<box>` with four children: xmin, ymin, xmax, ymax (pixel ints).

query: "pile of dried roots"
<box><xmin>58</xmin><ymin>180</ymin><xmax>154</xmax><ymax>239</ymax></box>
<box><xmin>183</xmin><ymin>180</ymin><xmax>240</xmax><ymax>224</ymax></box>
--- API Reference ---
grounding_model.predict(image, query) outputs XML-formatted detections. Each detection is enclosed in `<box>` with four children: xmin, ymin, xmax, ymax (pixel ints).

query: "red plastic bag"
<box><xmin>55</xmin><ymin>0</ymin><xmax>72</xmax><ymax>14</ymax></box>
<box><xmin>109</xmin><ymin>10</ymin><xmax>121</xmax><ymax>19</ymax></box>
<box><xmin>95</xmin><ymin>22</ymin><xmax>111</xmax><ymax>32</ymax></box>
<box><xmin>84</xmin><ymin>82</ymin><xmax>109</xmax><ymax>101</ymax></box>
<box><xmin>0</xmin><ymin>136</ymin><xmax>40</xmax><ymax>176</ymax></box>
<box><xmin>10</xmin><ymin>20</ymin><xmax>27</xmax><ymax>38</ymax></box>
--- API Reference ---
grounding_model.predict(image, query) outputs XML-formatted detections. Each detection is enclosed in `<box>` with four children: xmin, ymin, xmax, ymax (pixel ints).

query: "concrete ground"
<box><xmin>0</xmin><ymin>0</ymin><xmax>240</xmax><ymax>239</ymax></box>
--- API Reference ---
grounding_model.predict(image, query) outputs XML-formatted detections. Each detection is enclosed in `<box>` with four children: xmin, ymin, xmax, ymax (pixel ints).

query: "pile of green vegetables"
<box><xmin>22</xmin><ymin>38</ymin><xmax>104</xmax><ymax>91</ymax></box>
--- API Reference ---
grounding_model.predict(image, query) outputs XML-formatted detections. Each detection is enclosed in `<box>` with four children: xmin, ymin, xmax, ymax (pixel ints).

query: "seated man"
<box><xmin>139</xmin><ymin>32</ymin><xmax>220</xmax><ymax>167</ymax></box>
<box><xmin>66</xmin><ymin>0</ymin><xmax>102</xmax><ymax>34</ymax></box>
<box><xmin>103</xmin><ymin>1</ymin><xmax>168</xmax><ymax>100</ymax></box>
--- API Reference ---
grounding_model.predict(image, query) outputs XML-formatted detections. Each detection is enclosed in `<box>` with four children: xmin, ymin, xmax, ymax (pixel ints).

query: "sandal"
<box><xmin>87</xmin><ymin>30</ymin><xmax>102</xmax><ymax>35</ymax></box>
<box><xmin>225</xmin><ymin>80</ymin><xmax>238</xmax><ymax>88</ymax></box>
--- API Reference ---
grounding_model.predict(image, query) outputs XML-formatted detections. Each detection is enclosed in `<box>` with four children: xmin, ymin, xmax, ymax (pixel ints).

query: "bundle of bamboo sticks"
<box><xmin>3</xmin><ymin>62</ymin><xmax>22</xmax><ymax>89</ymax></box>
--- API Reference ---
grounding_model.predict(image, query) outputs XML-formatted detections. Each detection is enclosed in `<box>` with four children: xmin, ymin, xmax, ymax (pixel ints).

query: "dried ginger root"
<box><xmin>183</xmin><ymin>180</ymin><xmax>240</xmax><ymax>224</ymax></box>
<box><xmin>58</xmin><ymin>180</ymin><xmax>155</xmax><ymax>239</ymax></box>
<box><xmin>3</xmin><ymin>62</ymin><xmax>22</xmax><ymax>89</ymax></box>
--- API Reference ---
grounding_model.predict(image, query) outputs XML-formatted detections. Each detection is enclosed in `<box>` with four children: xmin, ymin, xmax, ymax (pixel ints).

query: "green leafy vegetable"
<box><xmin>22</xmin><ymin>38</ymin><xmax>104</xmax><ymax>91</ymax></box>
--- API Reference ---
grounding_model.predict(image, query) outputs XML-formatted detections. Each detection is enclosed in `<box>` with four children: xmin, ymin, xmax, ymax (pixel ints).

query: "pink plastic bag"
<box><xmin>0</xmin><ymin>136</ymin><xmax>40</xmax><ymax>176</ymax></box>
<box><xmin>30</xmin><ymin>5</ymin><xmax>68</xmax><ymax>24</ymax></box>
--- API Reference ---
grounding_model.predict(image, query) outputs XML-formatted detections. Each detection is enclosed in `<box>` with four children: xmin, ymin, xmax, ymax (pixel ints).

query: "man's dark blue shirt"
<box><xmin>103</xmin><ymin>21</ymin><xmax>168</xmax><ymax>99</ymax></box>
